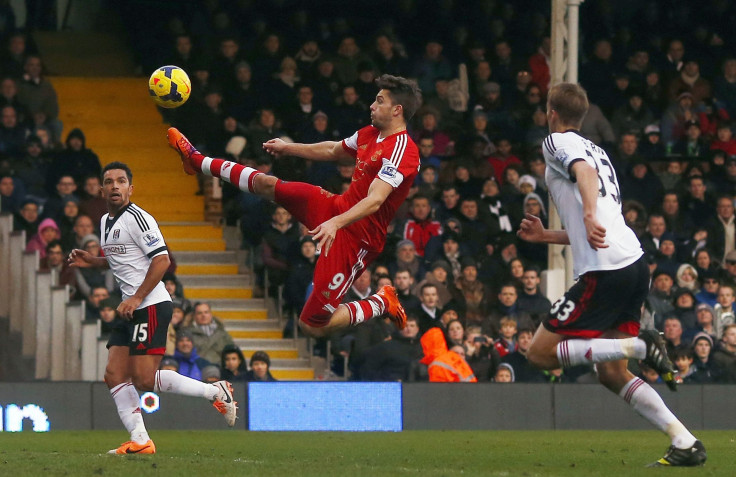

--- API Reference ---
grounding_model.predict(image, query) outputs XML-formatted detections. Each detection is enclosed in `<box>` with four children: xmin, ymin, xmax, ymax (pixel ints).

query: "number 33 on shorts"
<box><xmin>551</xmin><ymin>297</ymin><xmax>576</xmax><ymax>322</ymax></box>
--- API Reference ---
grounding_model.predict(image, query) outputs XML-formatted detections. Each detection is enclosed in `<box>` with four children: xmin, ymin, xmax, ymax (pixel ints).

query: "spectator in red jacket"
<box><xmin>395</xmin><ymin>193</ymin><xmax>441</xmax><ymax>257</ymax></box>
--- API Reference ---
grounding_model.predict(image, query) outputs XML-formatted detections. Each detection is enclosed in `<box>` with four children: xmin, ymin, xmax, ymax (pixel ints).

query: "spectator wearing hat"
<box><xmin>245</xmin><ymin>351</ymin><xmax>277</xmax><ymax>382</ymax></box>
<box><xmin>172</xmin><ymin>329</ymin><xmax>212</xmax><ymax>381</ymax></box>
<box><xmin>432</xmin><ymin>230</ymin><xmax>465</xmax><ymax>280</ymax></box>
<box><xmin>388</xmin><ymin>239</ymin><xmax>426</xmax><ymax>283</ymax></box>
<box><xmin>667</xmin><ymin>57</ymin><xmax>711</xmax><ymax>106</ymax></box>
<box><xmin>686</xmin><ymin>303</ymin><xmax>718</xmax><ymax>342</ymax></box>
<box><xmin>611</xmin><ymin>90</ymin><xmax>655</xmax><ymax>139</ymax></box>
<box><xmin>687</xmin><ymin>332</ymin><xmax>720</xmax><ymax>383</ymax></box>
<box><xmin>200</xmin><ymin>365</ymin><xmax>221</xmax><ymax>384</ymax></box>
<box><xmin>714</xmin><ymin>283</ymin><xmax>736</xmax><ymax>339</ymax></box>
<box><xmin>159</xmin><ymin>356</ymin><xmax>179</xmax><ymax>373</ymax></box>
<box><xmin>647</xmin><ymin>269</ymin><xmax>676</xmax><ymax>328</ymax></box>
<box><xmin>11</xmin><ymin>134</ymin><xmax>52</xmax><ymax>202</ymax></box>
<box><xmin>695</xmin><ymin>271</ymin><xmax>720</xmax><ymax>309</ymax></box>
<box><xmin>47</xmin><ymin>128</ymin><xmax>101</xmax><ymax>191</ymax></box>
<box><xmin>673</xmin><ymin>288</ymin><xmax>698</xmax><ymax>330</ymax></box>
<box><xmin>74</xmin><ymin>234</ymin><xmax>116</xmax><ymax>299</ymax></box>
<box><xmin>165</xmin><ymin>297</ymin><xmax>192</xmax><ymax>355</ymax></box>
<box><xmin>25</xmin><ymin>217</ymin><xmax>59</xmax><ymax>258</ymax></box>
<box><xmin>284</xmin><ymin>236</ymin><xmax>318</xmax><ymax>318</ymax></box>
<box><xmin>638</xmin><ymin>124</ymin><xmax>666</xmax><ymax>161</ymax></box>
<box><xmin>661</xmin><ymin>91</ymin><xmax>697</xmax><ymax>146</ymax></box>
<box><xmin>412</xmin><ymin>260</ymin><xmax>453</xmax><ymax>309</ymax></box>
<box><xmin>620</xmin><ymin>158</ymin><xmax>664</xmax><ymax>211</ymax></box>
<box><xmin>220</xmin><ymin>344</ymin><xmax>248</xmax><ymax>382</ymax></box>
<box><xmin>672</xmin><ymin>120</ymin><xmax>708</xmax><ymax>159</ymax></box>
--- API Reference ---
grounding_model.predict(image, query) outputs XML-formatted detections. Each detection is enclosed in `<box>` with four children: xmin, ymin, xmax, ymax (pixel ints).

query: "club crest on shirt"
<box><xmin>143</xmin><ymin>232</ymin><xmax>160</xmax><ymax>247</ymax></box>
<box><xmin>359</xmin><ymin>144</ymin><xmax>367</xmax><ymax>150</ymax></box>
<box><xmin>370</xmin><ymin>149</ymin><xmax>382</xmax><ymax>162</ymax></box>
<box><xmin>113</xmin><ymin>229</ymin><xmax>120</xmax><ymax>240</ymax></box>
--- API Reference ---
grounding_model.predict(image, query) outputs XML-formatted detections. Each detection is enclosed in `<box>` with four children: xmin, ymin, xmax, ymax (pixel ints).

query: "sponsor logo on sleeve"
<box><xmin>143</xmin><ymin>232</ymin><xmax>160</xmax><ymax>247</ymax></box>
<box><xmin>556</xmin><ymin>150</ymin><xmax>569</xmax><ymax>163</ymax></box>
<box><xmin>380</xmin><ymin>164</ymin><xmax>397</xmax><ymax>178</ymax></box>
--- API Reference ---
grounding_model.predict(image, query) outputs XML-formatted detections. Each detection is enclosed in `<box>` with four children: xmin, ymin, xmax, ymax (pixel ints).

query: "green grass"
<box><xmin>0</xmin><ymin>430</ymin><xmax>732</xmax><ymax>476</ymax></box>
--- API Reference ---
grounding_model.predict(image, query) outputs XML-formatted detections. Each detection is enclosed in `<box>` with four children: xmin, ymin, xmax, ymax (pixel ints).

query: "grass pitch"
<box><xmin>0</xmin><ymin>430</ymin><xmax>733</xmax><ymax>476</ymax></box>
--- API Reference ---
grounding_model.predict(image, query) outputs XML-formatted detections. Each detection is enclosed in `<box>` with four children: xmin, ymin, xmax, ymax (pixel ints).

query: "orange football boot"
<box><xmin>377</xmin><ymin>285</ymin><xmax>407</xmax><ymax>330</ymax></box>
<box><xmin>108</xmin><ymin>439</ymin><xmax>156</xmax><ymax>455</ymax></box>
<box><xmin>167</xmin><ymin>127</ymin><xmax>199</xmax><ymax>175</ymax></box>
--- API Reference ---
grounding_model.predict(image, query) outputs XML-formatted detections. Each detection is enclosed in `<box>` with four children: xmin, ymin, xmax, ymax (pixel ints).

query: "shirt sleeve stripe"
<box><xmin>129</xmin><ymin>205</ymin><xmax>151</xmax><ymax>230</ymax></box>
<box><xmin>126</xmin><ymin>208</ymin><xmax>147</xmax><ymax>231</ymax></box>
<box><xmin>146</xmin><ymin>246</ymin><xmax>168</xmax><ymax>258</ymax></box>
<box><xmin>549</xmin><ymin>134</ymin><xmax>557</xmax><ymax>151</ymax></box>
<box><xmin>389</xmin><ymin>134</ymin><xmax>408</xmax><ymax>167</ymax></box>
<box><xmin>543</xmin><ymin>137</ymin><xmax>554</xmax><ymax>157</ymax></box>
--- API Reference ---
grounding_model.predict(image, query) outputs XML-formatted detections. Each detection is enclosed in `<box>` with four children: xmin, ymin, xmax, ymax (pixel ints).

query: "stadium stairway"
<box><xmin>42</xmin><ymin>43</ymin><xmax>313</xmax><ymax>379</ymax></box>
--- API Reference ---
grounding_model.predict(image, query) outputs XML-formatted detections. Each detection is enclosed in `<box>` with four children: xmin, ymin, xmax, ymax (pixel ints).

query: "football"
<box><xmin>148</xmin><ymin>65</ymin><xmax>191</xmax><ymax>108</ymax></box>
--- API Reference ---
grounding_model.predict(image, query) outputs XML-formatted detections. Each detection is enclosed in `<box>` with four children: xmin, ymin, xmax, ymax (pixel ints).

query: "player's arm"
<box><xmin>262</xmin><ymin>138</ymin><xmax>352</xmax><ymax>162</ymax></box>
<box><xmin>310</xmin><ymin>178</ymin><xmax>393</xmax><ymax>256</ymax></box>
<box><xmin>517</xmin><ymin>214</ymin><xmax>570</xmax><ymax>245</ymax></box>
<box><xmin>571</xmin><ymin>160</ymin><xmax>608</xmax><ymax>250</ymax></box>
<box><xmin>68</xmin><ymin>249</ymin><xmax>110</xmax><ymax>269</ymax></box>
<box><xmin>117</xmin><ymin>253</ymin><xmax>171</xmax><ymax>320</ymax></box>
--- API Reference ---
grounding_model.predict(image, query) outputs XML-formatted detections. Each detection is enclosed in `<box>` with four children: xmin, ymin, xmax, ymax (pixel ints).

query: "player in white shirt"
<box><xmin>68</xmin><ymin>162</ymin><xmax>237</xmax><ymax>455</ymax></box>
<box><xmin>517</xmin><ymin>84</ymin><xmax>705</xmax><ymax>467</ymax></box>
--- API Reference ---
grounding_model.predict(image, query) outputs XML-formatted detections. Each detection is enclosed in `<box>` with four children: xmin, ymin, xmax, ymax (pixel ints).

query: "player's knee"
<box><xmin>132</xmin><ymin>374</ymin><xmax>155</xmax><ymax>392</ymax></box>
<box><xmin>526</xmin><ymin>345</ymin><xmax>555</xmax><ymax>370</ymax></box>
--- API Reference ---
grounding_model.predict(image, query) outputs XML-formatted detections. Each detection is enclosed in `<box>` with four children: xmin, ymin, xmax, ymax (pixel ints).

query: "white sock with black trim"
<box><xmin>556</xmin><ymin>338</ymin><xmax>646</xmax><ymax>367</ymax></box>
<box><xmin>619</xmin><ymin>377</ymin><xmax>697</xmax><ymax>449</ymax></box>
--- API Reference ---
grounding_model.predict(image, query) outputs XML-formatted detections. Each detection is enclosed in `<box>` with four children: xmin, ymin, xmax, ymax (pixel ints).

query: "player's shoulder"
<box><xmin>124</xmin><ymin>203</ymin><xmax>158</xmax><ymax>231</ymax></box>
<box><xmin>548</xmin><ymin>130</ymin><xmax>587</xmax><ymax>150</ymax></box>
<box><xmin>356</xmin><ymin>125</ymin><xmax>379</xmax><ymax>140</ymax></box>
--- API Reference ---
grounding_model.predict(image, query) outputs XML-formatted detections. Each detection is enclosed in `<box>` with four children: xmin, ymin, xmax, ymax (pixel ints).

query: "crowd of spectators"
<box><xmin>3</xmin><ymin>1</ymin><xmax>736</xmax><ymax>384</ymax></box>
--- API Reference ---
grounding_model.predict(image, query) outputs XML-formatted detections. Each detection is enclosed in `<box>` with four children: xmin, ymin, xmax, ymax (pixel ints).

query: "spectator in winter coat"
<box><xmin>245</xmin><ymin>351</ymin><xmax>278</xmax><ymax>382</ymax></box>
<box><xmin>220</xmin><ymin>344</ymin><xmax>248</xmax><ymax>382</ymax></box>
<box><xmin>173</xmin><ymin>330</ymin><xmax>212</xmax><ymax>381</ymax></box>
<box><xmin>420</xmin><ymin>327</ymin><xmax>477</xmax><ymax>382</ymax></box>
<box><xmin>184</xmin><ymin>302</ymin><xmax>235</xmax><ymax>365</ymax></box>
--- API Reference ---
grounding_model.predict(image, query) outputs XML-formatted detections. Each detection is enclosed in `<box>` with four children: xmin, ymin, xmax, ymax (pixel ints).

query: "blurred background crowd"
<box><xmin>1</xmin><ymin>0</ymin><xmax>736</xmax><ymax>384</ymax></box>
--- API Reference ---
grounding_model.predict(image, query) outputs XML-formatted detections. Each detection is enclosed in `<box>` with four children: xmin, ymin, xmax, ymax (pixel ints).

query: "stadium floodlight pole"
<box><xmin>545</xmin><ymin>0</ymin><xmax>584</xmax><ymax>297</ymax></box>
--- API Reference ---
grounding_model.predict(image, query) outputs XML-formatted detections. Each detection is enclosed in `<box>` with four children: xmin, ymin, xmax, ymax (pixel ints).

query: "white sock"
<box><xmin>154</xmin><ymin>369</ymin><xmax>218</xmax><ymax>400</ymax></box>
<box><xmin>557</xmin><ymin>338</ymin><xmax>646</xmax><ymax>367</ymax></box>
<box><xmin>110</xmin><ymin>382</ymin><xmax>149</xmax><ymax>444</ymax></box>
<box><xmin>619</xmin><ymin>377</ymin><xmax>697</xmax><ymax>449</ymax></box>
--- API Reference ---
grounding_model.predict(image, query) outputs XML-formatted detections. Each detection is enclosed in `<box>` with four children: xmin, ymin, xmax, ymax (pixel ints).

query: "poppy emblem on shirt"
<box><xmin>113</xmin><ymin>229</ymin><xmax>120</xmax><ymax>240</ymax></box>
<box><xmin>144</xmin><ymin>232</ymin><xmax>160</xmax><ymax>247</ymax></box>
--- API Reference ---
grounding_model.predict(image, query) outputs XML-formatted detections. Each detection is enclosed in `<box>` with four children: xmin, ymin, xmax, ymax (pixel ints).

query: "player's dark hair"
<box><xmin>102</xmin><ymin>162</ymin><xmax>133</xmax><ymax>183</ymax></box>
<box><xmin>547</xmin><ymin>82</ymin><xmax>589</xmax><ymax>128</ymax></box>
<box><xmin>375</xmin><ymin>74</ymin><xmax>422</xmax><ymax>121</ymax></box>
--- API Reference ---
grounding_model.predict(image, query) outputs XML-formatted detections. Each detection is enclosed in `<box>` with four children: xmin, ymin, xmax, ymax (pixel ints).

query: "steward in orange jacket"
<box><xmin>420</xmin><ymin>327</ymin><xmax>477</xmax><ymax>382</ymax></box>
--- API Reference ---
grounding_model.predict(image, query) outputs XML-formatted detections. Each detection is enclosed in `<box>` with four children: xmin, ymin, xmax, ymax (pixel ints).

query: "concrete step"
<box><xmin>223</xmin><ymin>319</ymin><xmax>279</xmax><ymax>330</ymax></box>
<box><xmin>160</xmin><ymin>224</ymin><xmax>223</xmax><ymax>239</ymax></box>
<box><xmin>228</xmin><ymin>329</ymin><xmax>282</xmax><ymax>339</ymax></box>
<box><xmin>175</xmin><ymin>251</ymin><xmax>238</xmax><ymax>264</ymax></box>
<box><xmin>167</xmin><ymin>239</ymin><xmax>226</xmax><ymax>252</ymax></box>
<box><xmin>217</xmin><ymin>310</ymin><xmax>268</xmax><ymax>320</ymax></box>
<box><xmin>185</xmin><ymin>287</ymin><xmax>251</xmax><ymax>299</ymax></box>
<box><xmin>269</xmin><ymin>358</ymin><xmax>311</xmax><ymax>368</ymax></box>
<box><xmin>176</xmin><ymin>263</ymin><xmax>239</xmax><ymax>275</ymax></box>
<box><xmin>233</xmin><ymin>338</ymin><xmax>300</xmax><ymax>349</ymax></box>
<box><xmin>271</xmin><ymin>368</ymin><xmax>314</xmax><ymax>380</ymax></box>
<box><xmin>241</xmin><ymin>348</ymin><xmax>299</xmax><ymax>359</ymax></box>
<box><xmin>178</xmin><ymin>274</ymin><xmax>251</xmax><ymax>287</ymax></box>
<box><xmin>207</xmin><ymin>298</ymin><xmax>264</xmax><ymax>308</ymax></box>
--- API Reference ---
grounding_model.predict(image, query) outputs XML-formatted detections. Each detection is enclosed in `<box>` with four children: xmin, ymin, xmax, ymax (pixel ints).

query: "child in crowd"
<box><xmin>493</xmin><ymin>316</ymin><xmax>517</xmax><ymax>357</ymax></box>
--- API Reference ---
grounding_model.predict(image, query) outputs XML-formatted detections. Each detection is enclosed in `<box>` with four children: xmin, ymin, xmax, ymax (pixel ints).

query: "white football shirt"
<box><xmin>543</xmin><ymin>130</ymin><xmax>643</xmax><ymax>278</ymax></box>
<box><xmin>100</xmin><ymin>203</ymin><xmax>171</xmax><ymax>308</ymax></box>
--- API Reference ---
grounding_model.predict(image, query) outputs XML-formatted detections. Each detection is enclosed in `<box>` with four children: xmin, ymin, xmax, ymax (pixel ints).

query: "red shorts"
<box><xmin>275</xmin><ymin>181</ymin><xmax>381</xmax><ymax>327</ymax></box>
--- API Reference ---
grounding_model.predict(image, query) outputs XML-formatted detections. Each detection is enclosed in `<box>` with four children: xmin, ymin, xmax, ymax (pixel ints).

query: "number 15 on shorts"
<box><xmin>132</xmin><ymin>323</ymin><xmax>148</xmax><ymax>342</ymax></box>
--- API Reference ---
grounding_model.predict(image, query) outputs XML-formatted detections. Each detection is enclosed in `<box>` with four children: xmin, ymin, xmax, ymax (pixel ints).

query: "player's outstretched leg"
<box><xmin>154</xmin><ymin>370</ymin><xmax>238</xmax><ymax>427</ymax></box>
<box><xmin>168</xmin><ymin>127</ymin><xmax>275</xmax><ymax>199</ymax></box>
<box><xmin>343</xmin><ymin>285</ymin><xmax>406</xmax><ymax>329</ymax></box>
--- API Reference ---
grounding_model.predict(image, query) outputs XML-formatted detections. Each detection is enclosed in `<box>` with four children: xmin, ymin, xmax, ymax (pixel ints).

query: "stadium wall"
<box><xmin>1</xmin><ymin>383</ymin><xmax>735</xmax><ymax>432</ymax></box>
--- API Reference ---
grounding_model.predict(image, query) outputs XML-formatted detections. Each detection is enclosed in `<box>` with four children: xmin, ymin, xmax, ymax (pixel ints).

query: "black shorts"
<box><xmin>107</xmin><ymin>301</ymin><xmax>173</xmax><ymax>355</ymax></box>
<box><xmin>543</xmin><ymin>256</ymin><xmax>649</xmax><ymax>338</ymax></box>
